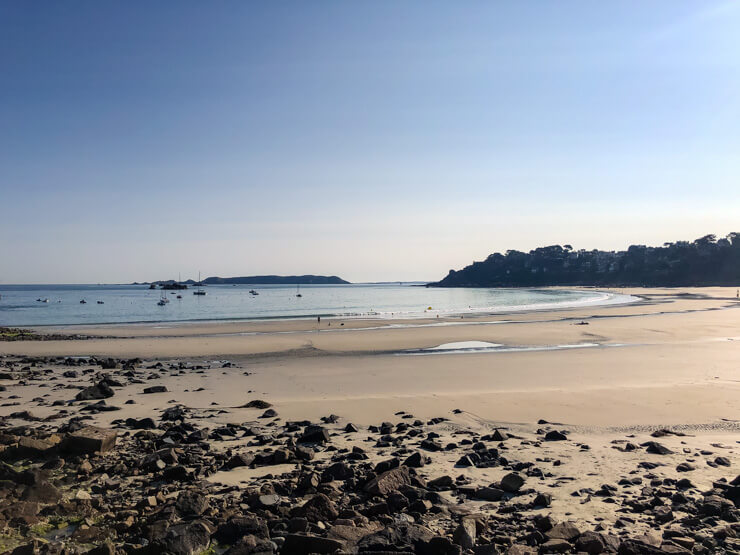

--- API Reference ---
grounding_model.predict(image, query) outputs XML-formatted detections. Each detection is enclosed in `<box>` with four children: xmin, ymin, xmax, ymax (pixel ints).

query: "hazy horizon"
<box><xmin>3</xmin><ymin>2</ymin><xmax>739</xmax><ymax>284</ymax></box>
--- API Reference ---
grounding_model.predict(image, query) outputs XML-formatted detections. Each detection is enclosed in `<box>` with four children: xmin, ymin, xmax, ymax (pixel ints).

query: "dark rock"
<box><xmin>125</xmin><ymin>417</ymin><xmax>156</xmax><ymax>430</ymax></box>
<box><xmin>75</xmin><ymin>381</ymin><xmax>114</xmax><ymax>401</ymax></box>
<box><xmin>357</xmin><ymin>523</ymin><xmax>435</xmax><ymax>552</ymax></box>
<box><xmin>176</xmin><ymin>490</ymin><xmax>210</xmax><ymax>516</ymax></box>
<box><xmin>428</xmin><ymin>475</ymin><xmax>454</xmax><ymax>490</ymax></box>
<box><xmin>143</xmin><ymin>385</ymin><xmax>168</xmax><ymax>394</ymax></box>
<box><xmin>404</xmin><ymin>451</ymin><xmax>429</xmax><ymax>468</ymax></box>
<box><xmin>473</xmin><ymin>487</ymin><xmax>505</xmax><ymax>502</ymax></box>
<box><xmin>547</xmin><ymin>521</ymin><xmax>581</xmax><ymax>541</ymax></box>
<box><xmin>298</xmin><ymin>425</ymin><xmax>330</xmax><ymax>444</ymax></box>
<box><xmin>61</xmin><ymin>426</ymin><xmax>117</xmax><ymax>454</ymax></box>
<box><xmin>322</xmin><ymin>462</ymin><xmax>354</xmax><ymax>482</ymax></box>
<box><xmin>642</xmin><ymin>441</ymin><xmax>673</xmax><ymax>455</ymax></box>
<box><xmin>281</xmin><ymin>534</ymin><xmax>343</xmax><ymax>554</ymax></box>
<box><xmin>539</xmin><ymin>538</ymin><xmax>572</xmax><ymax>553</ymax></box>
<box><xmin>154</xmin><ymin>519</ymin><xmax>210</xmax><ymax>555</ymax></box>
<box><xmin>500</xmin><ymin>472</ymin><xmax>525</xmax><ymax>493</ymax></box>
<box><xmin>575</xmin><ymin>531</ymin><xmax>610</xmax><ymax>554</ymax></box>
<box><xmin>452</xmin><ymin>518</ymin><xmax>476</xmax><ymax>549</ymax></box>
<box><xmin>21</xmin><ymin>480</ymin><xmax>61</xmax><ymax>503</ymax></box>
<box><xmin>364</xmin><ymin>466</ymin><xmax>412</xmax><ymax>496</ymax></box>
<box><xmin>224</xmin><ymin>453</ymin><xmax>254</xmax><ymax>470</ymax></box>
<box><xmin>239</xmin><ymin>400</ymin><xmax>272</xmax><ymax>409</ymax></box>
<box><xmin>294</xmin><ymin>493</ymin><xmax>339</xmax><ymax>523</ymax></box>
<box><xmin>214</xmin><ymin>516</ymin><xmax>269</xmax><ymax>544</ymax></box>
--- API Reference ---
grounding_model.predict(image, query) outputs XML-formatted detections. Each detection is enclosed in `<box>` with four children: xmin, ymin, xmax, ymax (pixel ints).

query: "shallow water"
<box><xmin>0</xmin><ymin>283</ymin><xmax>635</xmax><ymax>326</ymax></box>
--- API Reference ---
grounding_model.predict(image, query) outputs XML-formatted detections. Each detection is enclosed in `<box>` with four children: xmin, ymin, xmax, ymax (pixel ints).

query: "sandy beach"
<box><xmin>3</xmin><ymin>287</ymin><xmax>738</xmax><ymax>427</ymax></box>
<box><xmin>1</xmin><ymin>287</ymin><xmax>738</xmax><ymax>553</ymax></box>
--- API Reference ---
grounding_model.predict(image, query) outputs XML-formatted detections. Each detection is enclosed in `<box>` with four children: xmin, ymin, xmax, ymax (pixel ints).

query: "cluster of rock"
<box><xmin>0</xmin><ymin>329</ymin><xmax>96</xmax><ymax>342</ymax></box>
<box><xmin>0</xmin><ymin>355</ymin><xmax>738</xmax><ymax>554</ymax></box>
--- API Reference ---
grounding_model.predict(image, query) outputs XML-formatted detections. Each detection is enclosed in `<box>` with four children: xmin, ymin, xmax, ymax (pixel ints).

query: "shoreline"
<box><xmin>0</xmin><ymin>287</ymin><xmax>737</xmax><ymax>428</ymax></box>
<box><xmin>0</xmin><ymin>286</ymin><xmax>638</xmax><ymax>329</ymax></box>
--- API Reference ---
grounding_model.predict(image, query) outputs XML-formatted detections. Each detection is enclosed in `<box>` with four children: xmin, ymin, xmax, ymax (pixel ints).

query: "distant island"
<box><xmin>432</xmin><ymin>233</ymin><xmax>739</xmax><ymax>287</ymax></box>
<box><xmin>202</xmin><ymin>275</ymin><xmax>349</xmax><ymax>285</ymax></box>
<box><xmin>135</xmin><ymin>275</ymin><xmax>350</xmax><ymax>286</ymax></box>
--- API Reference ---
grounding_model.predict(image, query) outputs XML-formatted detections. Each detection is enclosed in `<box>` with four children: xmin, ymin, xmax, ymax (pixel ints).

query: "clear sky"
<box><xmin>1</xmin><ymin>2</ymin><xmax>739</xmax><ymax>283</ymax></box>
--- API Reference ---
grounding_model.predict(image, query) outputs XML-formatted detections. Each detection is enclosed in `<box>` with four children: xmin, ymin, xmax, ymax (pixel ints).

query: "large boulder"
<box><xmin>61</xmin><ymin>426</ymin><xmax>117</xmax><ymax>455</ymax></box>
<box><xmin>2</xmin><ymin>437</ymin><xmax>57</xmax><ymax>461</ymax></box>
<box><xmin>143</xmin><ymin>385</ymin><xmax>168</xmax><ymax>394</ymax></box>
<box><xmin>364</xmin><ymin>466</ymin><xmax>412</xmax><ymax>496</ymax></box>
<box><xmin>75</xmin><ymin>381</ymin><xmax>114</xmax><ymax>401</ymax></box>
<box><xmin>294</xmin><ymin>493</ymin><xmax>339</xmax><ymax>523</ymax></box>
<box><xmin>452</xmin><ymin>518</ymin><xmax>476</xmax><ymax>549</ymax></box>
<box><xmin>575</xmin><ymin>531</ymin><xmax>613</xmax><ymax>554</ymax></box>
<box><xmin>500</xmin><ymin>472</ymin><xmax>525</xmax><ymax>493</ymax></box>
<box><xmin>473</xmin><ymin>487</ymin><xmax>505</xmax><ymax>502</ymax></box>
<box><xmin>214</xmin><ymin>516</ymin><xmax>269</xmax><ymax>544</ymax></box>
<box><xmin>176</xmin><ymin>490</ymin><xmax>210</xmax><ymax>517</ymax></box>
<box><xmin>642</xmin><ymin>441</ymin><xmax>673</xmax><ymax>455</ymax></box>
<box><xmin>154</xmin><ymin>520</ymin><xmax>211</xmax><ymax>555</ymax></box>
<box><xmin>357</xmin><ymin>523</ymin><xmax>435</xmax><ymax>552</ymax></box>
<box><xmin>547</xmin><ymin>521</ymin><xmax>582</xmax><ymax>541</ymax></box>
<box><xmin>298</xmin><ymin>425</ymin><xmax>330</xmax><ymax>444</ymax></box>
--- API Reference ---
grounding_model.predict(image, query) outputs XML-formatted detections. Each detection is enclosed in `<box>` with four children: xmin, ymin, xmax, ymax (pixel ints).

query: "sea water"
<box><xmin>0</xmin><ymin>283</ymin><xmax>636</xmax><ymax>327</ymax></box>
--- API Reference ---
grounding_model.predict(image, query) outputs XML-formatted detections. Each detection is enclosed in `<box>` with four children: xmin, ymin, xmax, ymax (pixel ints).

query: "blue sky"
<box><xmin>1</xmin><ymin>2</ymin><xmax>739</xmax><ymax>283</ymax></box>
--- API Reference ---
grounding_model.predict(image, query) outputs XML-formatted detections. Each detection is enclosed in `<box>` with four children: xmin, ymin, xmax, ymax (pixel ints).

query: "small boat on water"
<box><xmin>176</xmin><ymin>294</ymin><xmax>182</xmax><ymax>299</ymax></box>
<box><xmin>97</xmin><ymin>301</ymin><xmax>104</xmax><ymax>304</ymax></box>
<box><xmin>80</xmin><ymin>300</ymin><xmax>86</xmax><ymax>304</ymax></box>
<box><xmin>296</xmin><ymin>284</ymin><xmax>302</xmax><ymax>298</ymax></box>
<box><xmin>249</xmin><ymin>290</ymin><xmax>259</xmax><ymax>296</ymax></box>
<box><xmin>193</xmin><ymin>271</ymin><xmax>206</xmax><ymax>295</ymax></box>
<box><xmin>36</xmin><ymin>298</ymin><xmax>49</xmax><ymax>303</ymax></box>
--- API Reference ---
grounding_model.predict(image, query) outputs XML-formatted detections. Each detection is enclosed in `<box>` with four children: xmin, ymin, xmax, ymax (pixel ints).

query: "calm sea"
<box><xmin>0</xmin><ymin>283</ymin><xmax>634</xmax><ymax>327</ymax></box>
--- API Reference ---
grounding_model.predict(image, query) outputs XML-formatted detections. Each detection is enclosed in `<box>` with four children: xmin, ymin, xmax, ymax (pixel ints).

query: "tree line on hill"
<box><xmin>432</xmin><ymin>233</ymin><xmax>740</xmax><ymax>287</ymax></box>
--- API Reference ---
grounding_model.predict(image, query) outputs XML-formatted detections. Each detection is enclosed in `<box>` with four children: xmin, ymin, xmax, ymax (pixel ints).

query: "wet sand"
<box><xmin>1</xmin><ymin>287</ymin><xmax>738</xmax><ymax>428</ymax></box>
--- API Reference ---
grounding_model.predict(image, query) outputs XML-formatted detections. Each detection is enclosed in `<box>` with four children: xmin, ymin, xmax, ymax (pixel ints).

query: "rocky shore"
<box><xmin>0</xmin><ymin>329</ymin><xmax>96</xmax><ymax>343</ymax></box>
<box><xmin>0</xmin><ymin>355</ymin><xmax>738</xmax><ymax>554</ymax></box>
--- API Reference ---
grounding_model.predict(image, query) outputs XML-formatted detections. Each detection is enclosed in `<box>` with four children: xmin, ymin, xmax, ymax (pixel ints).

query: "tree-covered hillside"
<box><xmin>433</xmin><ymin>233</ymin><xmax>740</xmax><ymax>287</ymax></box>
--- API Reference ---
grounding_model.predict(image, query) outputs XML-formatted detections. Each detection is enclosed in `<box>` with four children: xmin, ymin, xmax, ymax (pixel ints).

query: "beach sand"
<box><xmin>2</xmin><ymin>287</ymin><xmax>739</xmax><ymax>427</ymax></box>
<box><xmin>1</xmin><ymin>287</ymin><xmax>738</xmax><ymax>552</ymax></box>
